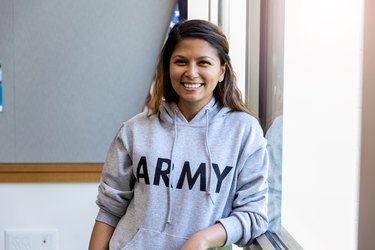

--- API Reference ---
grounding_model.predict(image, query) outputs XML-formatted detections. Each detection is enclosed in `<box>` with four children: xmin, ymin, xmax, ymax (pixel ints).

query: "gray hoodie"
<box><xmin>95</xmin><ymin>98</ymin><xmax>269</xmax><ymax>250</ymax></box>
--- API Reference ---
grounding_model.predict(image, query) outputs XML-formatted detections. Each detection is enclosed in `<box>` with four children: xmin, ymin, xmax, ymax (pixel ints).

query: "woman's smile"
<box><xmin>181</xmin><ymin>82</ymin><xmax>204</xmax><ymax>89</ymax></box>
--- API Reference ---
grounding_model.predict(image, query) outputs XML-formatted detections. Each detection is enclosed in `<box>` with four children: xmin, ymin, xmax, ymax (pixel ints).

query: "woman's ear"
<box><xmin>219</xmin><ymin>65</ymin><xmax>226</xmax><ymax>82</ymax></box>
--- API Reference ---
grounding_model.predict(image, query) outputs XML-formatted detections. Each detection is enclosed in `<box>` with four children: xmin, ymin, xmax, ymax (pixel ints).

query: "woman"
<box><xmin>89</xmin><ymin>19</ymin><xmax>268</xmax><ymax>250</ymax></box>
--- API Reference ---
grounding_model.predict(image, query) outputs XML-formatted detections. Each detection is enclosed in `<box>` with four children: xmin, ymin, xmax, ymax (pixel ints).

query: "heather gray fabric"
<box><xmin>95</xmin><ymin>98</ymin><xmax>269</xmax><ymax>249</ymax></box>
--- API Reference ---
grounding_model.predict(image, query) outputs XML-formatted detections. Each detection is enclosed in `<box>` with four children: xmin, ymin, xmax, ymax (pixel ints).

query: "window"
<box><xmin>281</xmin><ymin>0</ymin><xmax>362</xmax><ymax>249</ymax></box>
<box><xmin>187</xmin><ymin>0</ymin><xmax>301</xmax><ymax>249</ymax></box>
<box><xmin>188</xmin><ymin>1</ymin><xmax>366</xmax><ymax>248</ymax></box>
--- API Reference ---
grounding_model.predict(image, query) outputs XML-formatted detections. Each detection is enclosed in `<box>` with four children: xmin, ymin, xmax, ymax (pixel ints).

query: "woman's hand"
<box><xmin>180</xmin><ymin>223</ymin><xmax>227</xmax><ymax>250</ymax></box>
<box><xmin>181</xmin><ymin>232</ymin><xmax>208</xmax><ymax>250</ymax></box>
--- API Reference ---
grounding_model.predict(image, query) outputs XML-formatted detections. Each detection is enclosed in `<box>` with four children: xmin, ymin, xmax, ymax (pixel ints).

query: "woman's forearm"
<box><xmin>88</xmin><ymin>221</ymin><xmax>115</xmax><ymax>250</ymax></box>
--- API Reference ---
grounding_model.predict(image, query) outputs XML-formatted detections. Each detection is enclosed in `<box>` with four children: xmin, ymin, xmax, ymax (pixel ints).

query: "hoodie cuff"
<box><xmin>218</xmin><ymin>216</ymin><xmax>243</xmax><ymax>246</ymax></box>
<box><xmin>95</xmin><ymin>208</ymin><xmax>121</xmax><ymax>228</ymax></box>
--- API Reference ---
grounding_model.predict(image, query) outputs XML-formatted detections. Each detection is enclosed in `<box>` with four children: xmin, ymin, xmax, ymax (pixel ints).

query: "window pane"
<box><xmin>259</xmin><ymin>0</ymin><xmax>285</xmax><ymax>233</ymax></box>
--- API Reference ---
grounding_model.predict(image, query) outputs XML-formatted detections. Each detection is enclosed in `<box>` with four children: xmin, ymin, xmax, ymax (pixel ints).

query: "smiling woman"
<box><xmin>169</xmin><ymin>38</ymin><xmax>225</xmax><ymax>120</ymax></box>
<box><xmin>89</xmin><ymin>19</ymin><xmax>269</xmax><ymax>250</ymax></box>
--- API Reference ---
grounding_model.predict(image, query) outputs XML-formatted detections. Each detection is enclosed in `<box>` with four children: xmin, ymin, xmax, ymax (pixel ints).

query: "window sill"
<box><xmin>249</xmin><ymin>227</ymin><xmax>303</xmax><ymax>250</ymax></box>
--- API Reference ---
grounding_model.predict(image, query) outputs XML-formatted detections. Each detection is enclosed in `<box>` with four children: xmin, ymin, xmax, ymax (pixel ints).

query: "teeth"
<box><xmin>183</xmin><ymin>83</ymin><xmax>201</xmax><ymax>89</ymax></box>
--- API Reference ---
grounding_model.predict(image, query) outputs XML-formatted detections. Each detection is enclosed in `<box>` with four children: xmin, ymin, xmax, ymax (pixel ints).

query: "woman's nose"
<box><xmin>185</xmin><ymin>63</ymin><xmax>199</xmax><ymax>78</ymax></box>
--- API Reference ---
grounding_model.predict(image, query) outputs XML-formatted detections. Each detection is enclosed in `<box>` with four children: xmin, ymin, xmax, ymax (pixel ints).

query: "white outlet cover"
<box><xmin>5</xmin><ymin>229</ymin><xmax>58</xmax><ymax>250</ymax></box>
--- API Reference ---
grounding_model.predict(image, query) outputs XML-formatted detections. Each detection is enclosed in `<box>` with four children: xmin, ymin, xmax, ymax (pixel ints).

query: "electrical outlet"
<box><xmin>5</xmin><ymin>229</ymin><xmax>58</xmax><ymax>250</ymax></box>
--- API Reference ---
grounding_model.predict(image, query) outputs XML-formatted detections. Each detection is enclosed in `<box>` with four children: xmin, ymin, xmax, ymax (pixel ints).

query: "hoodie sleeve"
<box><xmin>218</xmin><ymin>134</ymin><xmax>269</xmax><ymax>247</ymax></box>
<box><xmin>95</xmin><ymin>125</ymin><xmax>135</xmax><ymax>227</ymax></box>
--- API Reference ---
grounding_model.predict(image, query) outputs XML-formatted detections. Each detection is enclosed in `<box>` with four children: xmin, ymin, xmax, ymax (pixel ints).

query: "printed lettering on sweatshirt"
<box><xmin>136</xmin><ymin>156</ymin><xmax>233</xmax><ymax>193</ymax></box>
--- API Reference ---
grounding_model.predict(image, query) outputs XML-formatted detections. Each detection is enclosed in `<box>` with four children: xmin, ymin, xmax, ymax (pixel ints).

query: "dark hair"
<box><xmin>148</xmin><ymin>19</ymin><xmax>250</xmax><ymax>116</ymax></box>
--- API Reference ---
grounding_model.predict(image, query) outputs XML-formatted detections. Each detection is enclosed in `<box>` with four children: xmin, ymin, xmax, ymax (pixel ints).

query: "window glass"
<box><xmin>259</xmin><ymin>0</ymin><xmax>285</xmax><ymax>233</ymax></box>
<box><xmin>187</xmin><ymin>0</ymin><xmax>286</xmax><ymax>245</ymax></box>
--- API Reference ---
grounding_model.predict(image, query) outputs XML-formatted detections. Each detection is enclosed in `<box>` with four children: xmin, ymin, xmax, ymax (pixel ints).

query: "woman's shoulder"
<box><xmin>126</xmin><ymin>111</ymin><xmax>149</xmax><ymax>123</ymax></box>
<box><xmin>119</xmin><ymin>111</ymin><xmax>155</xmax><ymax>130</ymax></box>
<box><xmin>115</xmin><ymin>111</ymin><xmax>158</xmax><ymax>139</ymax></box>
<box><xmin>223</xmin><ymin>111</ymin><xmax>264</xmax><ymax>137</ymax></box>
<box><xmin>225</xmin><ymin>110</ymin><xmax>260</xmax><ymax>125</ymax></box>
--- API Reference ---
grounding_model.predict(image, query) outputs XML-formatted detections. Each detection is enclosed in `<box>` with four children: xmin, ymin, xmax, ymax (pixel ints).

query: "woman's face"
<box><xmin>169</xmin><ymin>38</ymin><xmax>225</xmax><ymax>115</ymax></box>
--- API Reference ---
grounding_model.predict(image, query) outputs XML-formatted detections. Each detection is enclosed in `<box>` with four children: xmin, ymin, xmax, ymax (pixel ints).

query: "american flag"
<box><xmin>144</xmin><ymin>2</ymin><xmax>181</xmax><ymax>111</ymax></box>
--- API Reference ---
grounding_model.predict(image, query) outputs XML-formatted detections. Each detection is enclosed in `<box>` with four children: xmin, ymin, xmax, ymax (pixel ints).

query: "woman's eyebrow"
<box><xmin>171</xmin><ymin>55</ymin><xmax>215</xmax><ymax>60</ymax></box>
<box><xmin>198</xmin><ymin>56</ymin><xmax>215</xmax><ymax>60</ymax></box>
<box><xmin>171</xmin><ymin>55</ymin><xmax>186</xmax><ymax>59</ymax></box>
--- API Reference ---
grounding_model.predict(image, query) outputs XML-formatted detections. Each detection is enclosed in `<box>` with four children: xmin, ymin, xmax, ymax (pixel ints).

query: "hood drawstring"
<box><xmin>164</xmin><ymin>106</ymin><xmax>216</xmax><ymax>228</ymax></box>
<box><xmin>205</xmin><ymin>110</ymin><xmax>215</xmax><ymax>205</ymax></box>
<box><xmin>165</xmin><ymin>110</ymin><xmax>178</xmax><ymax>229</ymax></box>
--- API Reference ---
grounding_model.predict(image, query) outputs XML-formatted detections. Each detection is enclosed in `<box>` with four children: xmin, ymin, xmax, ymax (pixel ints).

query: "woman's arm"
<box><xmin>91</xmin><ymin>125</ymin><xmax>134</xmax><ymax>249</ymax></box>
<box><xmin>88</xmin><ymin>221</ymin><xmax>115</xmax><ymax>250</ymax></box>
<box><xmin>181</xmin><ymin>223</ymin><xmax>227</xmax><ymax>250</ymax></box>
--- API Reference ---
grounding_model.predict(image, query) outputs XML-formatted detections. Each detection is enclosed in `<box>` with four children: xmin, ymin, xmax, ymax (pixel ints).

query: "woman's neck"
<box><xmin>177</xmin><ymin>103</ymin><xmax>201</xmax><ymax>122</ymax></box>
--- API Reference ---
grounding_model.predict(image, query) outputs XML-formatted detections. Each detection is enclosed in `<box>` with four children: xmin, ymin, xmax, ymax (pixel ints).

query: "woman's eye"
<box><xmin>199</xmin><ymin>61</ymin><xmax>211</xmax><ymax>65</ymax></box>
<box><xmin>174</xmin><ymin>60</ymin><xmax>186</xmax><ymax>65</ymax></box>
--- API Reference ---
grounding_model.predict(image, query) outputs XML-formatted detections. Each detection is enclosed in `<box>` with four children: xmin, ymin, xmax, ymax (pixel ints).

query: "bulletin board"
<box><xmin>0</xmin><ymin>0</ymin><xmax>176</xmax><ymax>182</ymax></box>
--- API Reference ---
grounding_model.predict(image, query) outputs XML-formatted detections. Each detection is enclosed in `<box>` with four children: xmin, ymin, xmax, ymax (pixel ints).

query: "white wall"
<box><xmin>0</xmin><ymin>183</ymin><xmax>99</xmax><ymax>250</ymax></box>
<box><xmin>282</xmin><ymin>0</ymin><xmax>363</xmax><ymax>249</ymax></box>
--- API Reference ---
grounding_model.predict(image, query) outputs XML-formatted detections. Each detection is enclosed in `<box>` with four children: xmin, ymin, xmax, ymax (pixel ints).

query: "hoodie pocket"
<box><xmin>121</xmin><ymin>227</ymin><xmax>189</xmax><ymax>250</ymax></box>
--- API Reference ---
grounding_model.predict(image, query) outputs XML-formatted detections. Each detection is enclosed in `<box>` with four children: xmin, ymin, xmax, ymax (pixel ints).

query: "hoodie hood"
<box><xmin>159</xmin><ymin>97</ymin><xmax>230</xmax><ymax>126</ymax></box>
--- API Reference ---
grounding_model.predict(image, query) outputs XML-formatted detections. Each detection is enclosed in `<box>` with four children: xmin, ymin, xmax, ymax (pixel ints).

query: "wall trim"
<box><xmin>0</xmin><ymin>163</ymin><xmax>102</xmax><ymax>182</ymax></box>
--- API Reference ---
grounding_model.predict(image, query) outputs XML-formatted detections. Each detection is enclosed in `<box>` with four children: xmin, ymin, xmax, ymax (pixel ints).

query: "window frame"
<box><xmin>250</xmin><ymin>228</ymin><xmax>304</xmax><ymax>250</ymax></box>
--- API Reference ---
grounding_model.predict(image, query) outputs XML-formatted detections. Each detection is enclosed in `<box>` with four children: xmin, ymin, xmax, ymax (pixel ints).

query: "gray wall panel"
<box><xmin>0</xmin><ymin>0</ymin><xmax>176</xmax><ymax>163</ymax></box>
<box><xmin>0</xmin><ymin>0</ymin><xmax>16</xmax><ymax>162</ymax></box>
